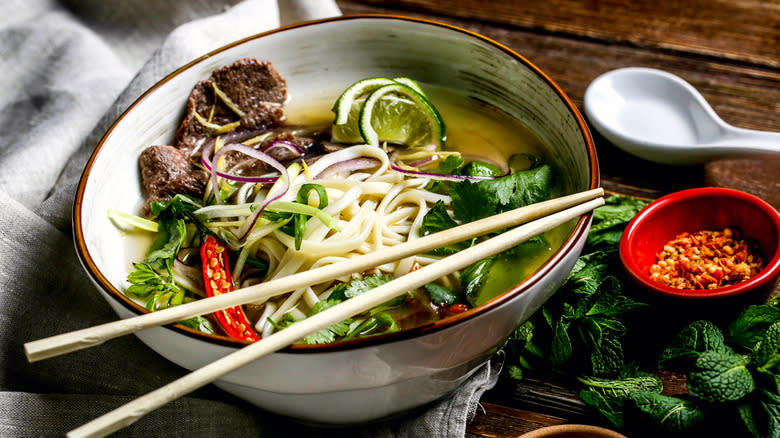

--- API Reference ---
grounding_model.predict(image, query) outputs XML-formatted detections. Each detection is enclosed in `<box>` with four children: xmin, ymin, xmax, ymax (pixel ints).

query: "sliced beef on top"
<box><xmin>174</xmin><ymin>58</ymin><xmax>288</xmax><ymax>156</ymax></box>
<box><xmin>139</xmin><ymin>145</ymin><xmax>209</xmax><ymax>214</ymax></box>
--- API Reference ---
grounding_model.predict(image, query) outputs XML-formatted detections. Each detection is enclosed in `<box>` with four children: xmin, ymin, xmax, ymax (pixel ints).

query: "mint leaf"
<box><xmin>580</xmin><ymin>389</ymin><xmax>625</xmax><ymax>428</ymax></box>
<box><xmin>658</xmin><ymin>320</ymin><xmax>729</xmax><ymax>372</ymax></box>
<box><xmin>585</xmin><ymin>195</ymin><xmax>648</xmax><ymax>252</ymax></box>
<box><xmin>578</xmin><ymin>374</ymin><xmax>663</xmax><ymax>399</ymax></box>
<box><xmin>550</xmin><ymin>319</ymin><xmax>573</xmax><ymax>367</ymax></box>
<box><xmin>585</xmin><ymin>276</ymin><xmax>648</xmax><ymax>318</ymax></box>
<box><xmin>728</xmin><ymin>305</ymin><xmax>780</xmax><ymax>351</ymax></box>
<box><xmin>688</xmin><ymin>350</ymin><xmax>755</xmax><ymax>403</ymax></box>
<box><xmin>628</xmin><ymin>391</ymin><xmax>705</xmax><ymax>433</ymax></box>
<box><xmin>590</xmin><ymin>334</ymin><xmax>624</xmax><ymax>377</ymax></box>
<box><xmin>750</xmin><ymin>321</ymin><xmax>780</xmax><ymax>373</ymax></box>
<box><xmin>738</xmin><ymin>389</ymin><xmax>780</xmax><ymax>438</ymax></box>
<box><xmin>561</xmin><ymin>251</ymin><xmax>611</xmax><ymax>297</ymax></box>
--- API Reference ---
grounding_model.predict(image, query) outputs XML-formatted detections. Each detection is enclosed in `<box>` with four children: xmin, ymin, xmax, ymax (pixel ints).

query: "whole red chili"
<box><xmin>201</xmin><ymin>235</ymin><xmax>260</xmax><ymax>341</ymax></box>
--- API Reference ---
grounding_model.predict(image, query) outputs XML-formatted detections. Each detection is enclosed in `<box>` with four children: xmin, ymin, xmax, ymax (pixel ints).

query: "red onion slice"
<box><xmin>211</xmin><ymin>143</ymin><xmax>288</xmax><ymax>204</ymax></box>
<box><xmin>199</xmin><ymin>128</ymin><xmax>270</xmax><ymax>171</ymax></box>
<box><xmin>261</xmin><ymin>139</ymin><xmax>304</xmax><ymax>155</ymax></box>
<box><xmin>315</xmin><ymin>158</ymin><xmax>381</xmax><ymax>179</ymax></box>
<box><xmin>206</xmin><ymin>143</ymin><xmax>291</xmax><ymax>240</ymax></box>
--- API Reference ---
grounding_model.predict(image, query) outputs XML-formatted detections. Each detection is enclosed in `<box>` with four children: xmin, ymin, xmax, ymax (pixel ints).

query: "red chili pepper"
<box><xmin>448</xmin><ymin>303</ymin><xmax>469</xmax><ymax>314</ymax></box>
<box><xmin>200</xmin><ymin>235</ymin><xmax>259</xmax><ymax>342</ymax></box>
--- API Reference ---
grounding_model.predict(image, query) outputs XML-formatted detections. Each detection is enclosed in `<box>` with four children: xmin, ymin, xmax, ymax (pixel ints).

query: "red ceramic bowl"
<box><xmin>620</xmin><ymin>187</ymin><xmax>780</xmax><ymax>300</ymax></box>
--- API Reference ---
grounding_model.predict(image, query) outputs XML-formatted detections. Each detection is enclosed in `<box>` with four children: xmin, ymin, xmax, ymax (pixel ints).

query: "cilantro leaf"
<box><xmin>450</xmin><ymin>165</ymin><xmax>552</xmax><ymax>223</ymax></box>
<box><xmin>176</xmin><ymin>316</ymin><xmax>215</xmax><ymax>334</ymax></box>
<box><xmin>328</xmin><ymin>274</ymin><xmax>394</xmax><ymax>302</ymax></box>
<box><xmin>461</xmin><ymin>257</ymin><xmax>495</xmax><ymax>307</ymax></box>
<box><xmin>343</xmin><ymin>313</ymin><xmax>399</xmax><ymax>340</ymax></box>
<box><xmin>438</xmin><ymin>155</ymin><xmax>464</xmax><ymax>174</ymax></box>
<box><xmin>419</xmin><ymin>201</ymin><xmax>470</xmax><ymax>255</ymax></box>
<box><xmin>146</xmin><ymin>194</ymin><xmax>202</xmax><ymax>271</ymax></box>
<box><xmin>424</xmin><ymin>282</ymin><xmax>461</xmax><ymax>306</ymax></box>
<box><xmin>303</xmin><ymin>299</ymin><xmax>354</xmax><ymax>345</ymax></box>
<box><xmin>459</xmin><ymin>160</ymin><xmax>502</xmax><ymax>177</ymax></box>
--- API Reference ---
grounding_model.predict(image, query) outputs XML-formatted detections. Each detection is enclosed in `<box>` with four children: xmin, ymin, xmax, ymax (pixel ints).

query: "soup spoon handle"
<box><xmin>705</xmin><ymin>126</ymin><xmax>780</xmax><ymax>155</ymax></box>
<box><xmin>65</xmin><ymin>197</ymin><xmax>605</xmax><ymax>438</ymax></box>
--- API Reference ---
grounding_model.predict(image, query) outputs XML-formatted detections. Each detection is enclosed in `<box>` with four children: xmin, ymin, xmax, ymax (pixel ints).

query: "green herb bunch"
<box><xmin>503</xmin><ymin>194</ymin><xmax>780</xmax><ymax>437</ymax></box>
<box><xmin>579</xmin><ymin>305</ymin><xmax>780</xmax><ymax>437</ymax></box>
<box><xmin>504</xmin><ymin>195</ymin><xmax>650</xmax><ymax>380</ymax></box>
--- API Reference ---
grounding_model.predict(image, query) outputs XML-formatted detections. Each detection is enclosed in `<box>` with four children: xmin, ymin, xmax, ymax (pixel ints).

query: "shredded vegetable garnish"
<box><xmin>107</xmin><ymin>209</ymin><xmax>158</xmax><ymax>232</ymax></box>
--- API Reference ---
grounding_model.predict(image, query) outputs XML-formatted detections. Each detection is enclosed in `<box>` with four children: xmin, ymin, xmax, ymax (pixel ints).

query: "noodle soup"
<box><xmin>120</xmin><ymin>61</ymin><xmax>570</xmax><ymax>344</ymax></box>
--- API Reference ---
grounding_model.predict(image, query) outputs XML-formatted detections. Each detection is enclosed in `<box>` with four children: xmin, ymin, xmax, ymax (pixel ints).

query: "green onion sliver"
<box><xmin>107</xmin><ymin>209</ymin><xmax>158</xmax><ymax>232</ymax></box>
<box><xmin>266</xmin><ymin>201</ymin><xmax>341</xmax><ymax>232</ymax></box>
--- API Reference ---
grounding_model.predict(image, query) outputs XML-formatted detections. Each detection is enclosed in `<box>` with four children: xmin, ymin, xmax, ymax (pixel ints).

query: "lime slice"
<box><xmin>332</xmin><ymin>77</ymin><xmax>396</xmax><ymax>125</ymax></box>
<box><xmin>358</xmin><ymin>83</ymin><xmax>445</xmax><ymax>148</ymax></box>
<box><xmin>392</xmin><ymin>77</ymin><xmax>427</xmax><ymax>98</ymax></box>
<box><xmin>331</xmin><ymin>97</ymin><xmax>366</xmax><ymax>143</ymax></box>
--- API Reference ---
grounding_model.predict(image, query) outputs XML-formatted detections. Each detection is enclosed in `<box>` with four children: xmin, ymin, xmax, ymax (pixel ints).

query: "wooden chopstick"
<box><xmin>64</xmin><ymin>194</ymin><xmax>604</xmax><ymax>438</ymax></box>
<box><xmin>24</xmin><ymin>188</ymin><xmax>603</xmax><ymax>363</ymax></box>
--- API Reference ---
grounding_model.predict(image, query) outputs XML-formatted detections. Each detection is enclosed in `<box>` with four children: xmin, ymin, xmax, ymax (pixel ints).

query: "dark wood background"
<box><xmin>335</xmin><ymin>1</ymin><xmax>779</xmax><ymax>436</ymax></box>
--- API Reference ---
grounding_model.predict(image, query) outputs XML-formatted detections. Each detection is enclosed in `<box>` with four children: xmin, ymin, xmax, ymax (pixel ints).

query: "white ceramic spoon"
<box><xmin>584</xmin><ymin>67</ymin><xmax>780</xmax><ymax>165</ymax></box>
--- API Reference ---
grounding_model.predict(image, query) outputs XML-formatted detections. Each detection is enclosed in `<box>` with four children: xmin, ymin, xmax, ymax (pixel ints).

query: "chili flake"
<box><xmin>648</xmin><ymin>227</ymin><xmax>764</xmax><ymax>290</ymax></box>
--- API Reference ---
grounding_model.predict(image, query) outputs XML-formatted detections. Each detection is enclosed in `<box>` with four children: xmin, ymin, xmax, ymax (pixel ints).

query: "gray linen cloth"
<box><xmin>0</xmin><ymin>0</ymin><xmax>501</xmax><ymax>436</ymax></box>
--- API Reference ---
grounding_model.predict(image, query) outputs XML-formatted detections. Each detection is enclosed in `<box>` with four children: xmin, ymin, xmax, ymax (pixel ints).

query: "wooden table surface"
<box><xmin>335</xmin><ymin>1</ymin><xmax>780</xmax><ymax>436</ymax></box>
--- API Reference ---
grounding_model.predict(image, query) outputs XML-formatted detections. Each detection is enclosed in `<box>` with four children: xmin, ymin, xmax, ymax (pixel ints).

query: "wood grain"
<box><xmin>339</xmin><ymin>0</ymin><xmax>780</xmax><ymax>68</ymax></box>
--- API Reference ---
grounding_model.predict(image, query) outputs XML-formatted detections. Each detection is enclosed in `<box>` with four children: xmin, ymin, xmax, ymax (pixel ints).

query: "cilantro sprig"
<box><xmin>270</xmin><ymin>274</ymin><xmax>410</xmax><ymax>345</ymax></box>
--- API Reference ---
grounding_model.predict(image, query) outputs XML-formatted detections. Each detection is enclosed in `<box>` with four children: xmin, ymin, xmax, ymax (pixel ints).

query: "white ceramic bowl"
<box><xmin>74</xmin><ymin>15</ymin><xmax>598</xmax><ymax>425</ymax></box>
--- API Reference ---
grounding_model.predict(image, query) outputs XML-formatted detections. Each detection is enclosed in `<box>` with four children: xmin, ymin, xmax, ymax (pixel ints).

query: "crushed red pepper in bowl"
<box><xmin>648</xmin><ymin>227</ymin><xmax>764</xmax><ymax>290</ymax></box>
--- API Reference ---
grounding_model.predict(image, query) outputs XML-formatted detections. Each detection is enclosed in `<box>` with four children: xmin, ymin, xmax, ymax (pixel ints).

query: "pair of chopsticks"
<box><xmin>25</xmin><ymin>188</ymin><xmax>604</xmax><ymax>438</ymax></box>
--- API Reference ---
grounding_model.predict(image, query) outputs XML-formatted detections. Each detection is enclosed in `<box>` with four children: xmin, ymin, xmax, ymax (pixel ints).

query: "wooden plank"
<box><xmin>466</xmin><ymin>403</ymin><xmax>569</xmax><ymax>437</ymax></box>
<box><xmin>338</xmin><ymin>0</ymin><xmax>780</xmax><ymax>68</ymax></box>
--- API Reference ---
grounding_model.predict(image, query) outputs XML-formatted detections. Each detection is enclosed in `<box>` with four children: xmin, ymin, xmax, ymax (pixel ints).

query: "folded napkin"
<box><xmin>0</xmin><ymin>1</ymin><xmax>500</xmax><ymax>436</ymax></box>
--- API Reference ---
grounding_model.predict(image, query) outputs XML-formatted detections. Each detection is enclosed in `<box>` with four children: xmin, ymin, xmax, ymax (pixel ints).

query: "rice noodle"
<box><xmin>199</xmin><ymin>145</ymin><xmax>455</xmax><ymax>338</ymax></box>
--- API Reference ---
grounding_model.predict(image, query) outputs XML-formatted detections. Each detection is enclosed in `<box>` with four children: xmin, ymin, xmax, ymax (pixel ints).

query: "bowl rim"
<box><xmin>72</xmin><ymin>13</ymin><xmax>599</xmax><ymax>351</ymax></box>
<box><xmin>619</xmin><ymin>187</ymin><xmax>780</xmax><ymax>299</ymax></box>
<box><xmin>518</xmin><ymin>423</ymin><xmax>628</xmax><ymax>438</ymax></box>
